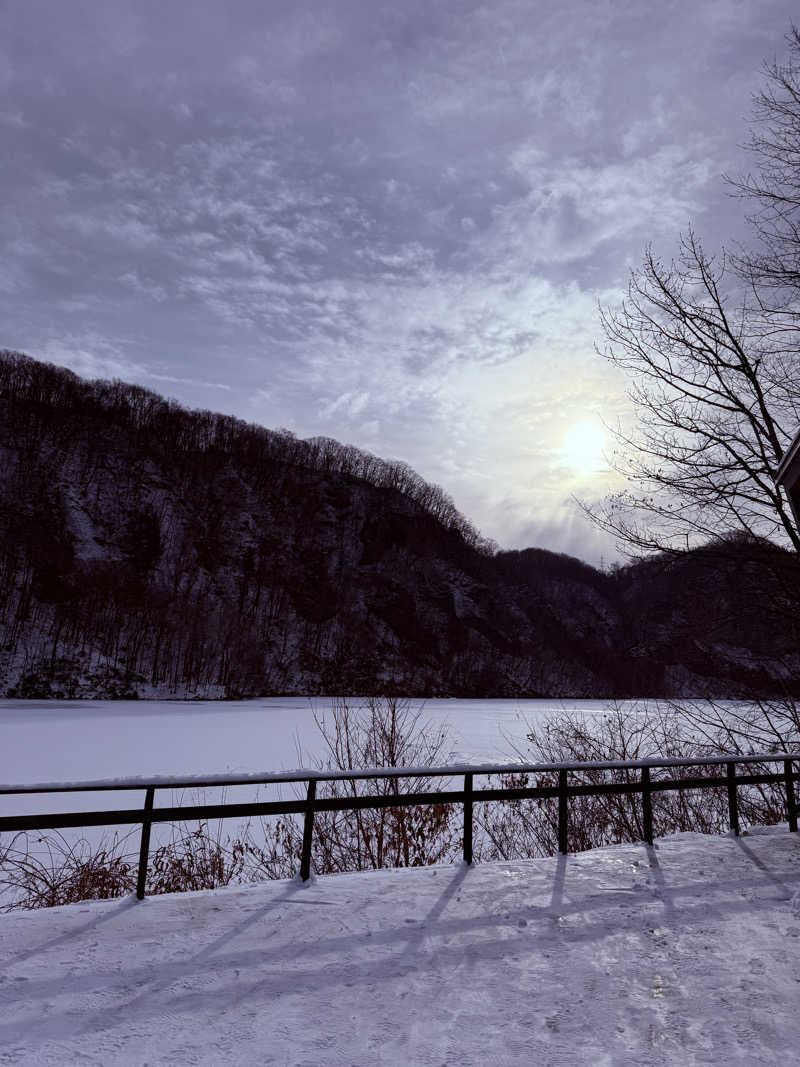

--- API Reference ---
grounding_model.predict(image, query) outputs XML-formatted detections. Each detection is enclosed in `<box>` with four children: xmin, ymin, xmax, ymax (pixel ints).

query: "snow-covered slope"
<box><xmin>2</xmin><ymin>827</ymin><xmax>799</xmax><ymax>1065</ymax></box>
<box><xmin>3</xmin><ymin>349</ymin><xmax>800</xmax><ymax>700</ymax></box>
<box><xmin>0</xmin><ymin>350</ymin><xmax>617</xmax><ymax>700</ymax></box>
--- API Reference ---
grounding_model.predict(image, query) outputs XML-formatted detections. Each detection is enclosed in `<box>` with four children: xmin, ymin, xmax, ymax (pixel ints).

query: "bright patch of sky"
<box><xmin>1</xmin><ymin>0</ymin><xmax>796</xmax><ymax>563</ymax></box>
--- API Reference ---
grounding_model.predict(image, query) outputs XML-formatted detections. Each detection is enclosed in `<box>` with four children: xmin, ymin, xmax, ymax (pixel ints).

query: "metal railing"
<box><xmin>1</xmin><ymin>751</ymin><xmax>798</xmax><ymax>899</ymax></box>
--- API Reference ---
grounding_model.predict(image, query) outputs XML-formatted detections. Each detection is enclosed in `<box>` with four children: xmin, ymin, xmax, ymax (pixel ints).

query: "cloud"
<box><xmin>31</xmin><ymin>335</ymin><xmax>232</xmax><ymax>395</ymax></box>
<box><xmin>1</xmin><ymin>0</ymin><xmax>797</xmax><ymax>561</ymax></box>
<box><xmin>0</xmin><ymin>110</ymin><xmax>26</xmax><ymax>128</ymax></box>
<box><xmin>34</xmin><ymin>335</ymin><xmax>149</xmax><ymax>383</ymax></box>
<box><xmin>320</xmin><ymin>390</ymin><xmax>371</xmax><ymax>419</ymax></box>
<box><xmin>148</xmin><ymin>373</ymin><xmax>232</xmax><ymax>391</ymax></box>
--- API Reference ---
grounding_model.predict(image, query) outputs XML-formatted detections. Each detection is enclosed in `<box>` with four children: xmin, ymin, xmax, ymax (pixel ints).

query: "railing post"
<box><xmin>558</xmin><ymin>769</ymin><xmax>568</xmax><ymax>855</ymax></box>
<box><xmin>641</xmin><ymin>765</ymin><xmax>653</xmax><ymax>846</ymax></box>
<box><xmin>784</xmin><ymin>759</ymin><xmax>798</xmax><ymax>833</ymax></box>
<box><xmin>463</xmin><ymin>773</ymin><xmax>473</xmax><ymax>864</ymax></box>
<box><xmin>136</xmin><ymin>786</ymin><xmax>155</xmax><ymax>900</ymax></box>
<box><xmin>727</xmin><ymin>761</ymin><xmax>739</xmax><ymax>836</ymax></box>
<box><xmin>300</xmin><ymin>778</ymin><xmax>317</xmax><ymax>882</ymax></box>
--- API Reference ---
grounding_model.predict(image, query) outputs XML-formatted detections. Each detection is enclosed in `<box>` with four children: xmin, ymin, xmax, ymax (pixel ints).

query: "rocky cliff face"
<box><xmin>1</xmin><ymin>351</ymin><xmax>798</xmax><ymax>700</ymax></box>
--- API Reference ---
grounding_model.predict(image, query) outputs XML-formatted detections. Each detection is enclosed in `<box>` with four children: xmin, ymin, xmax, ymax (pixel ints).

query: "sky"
<box><xmin>2</xmin><ymin>0</ymin><xmax>797</xmax><ymax>564</ymax></box>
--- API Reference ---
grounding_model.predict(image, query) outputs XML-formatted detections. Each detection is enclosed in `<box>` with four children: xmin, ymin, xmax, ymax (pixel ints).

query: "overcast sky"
<box><xmin>2</xmin><ymin>1</ymin><xmax>797</xmax><ymax>563</ymax></box>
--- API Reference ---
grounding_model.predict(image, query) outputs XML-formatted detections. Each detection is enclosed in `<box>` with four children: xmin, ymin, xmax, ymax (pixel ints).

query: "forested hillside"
<box><xmin>1</xmin><ymin>351</ymin><xmax>798</xmax><ymax>699</ymax></box>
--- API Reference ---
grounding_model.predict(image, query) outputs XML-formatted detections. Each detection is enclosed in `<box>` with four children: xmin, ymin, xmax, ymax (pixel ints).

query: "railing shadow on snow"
<box><xmin>1</xmin><ymin>752</ymin><xmax>798</xmax><ymax>899</ymax></box>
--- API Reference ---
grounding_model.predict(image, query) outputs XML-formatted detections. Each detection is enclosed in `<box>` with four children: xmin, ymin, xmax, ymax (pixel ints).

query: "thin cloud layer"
<box><xmin>1</xmin><ymin>0</ymin><xmax>795</xmax><ymax>562</ymax></box>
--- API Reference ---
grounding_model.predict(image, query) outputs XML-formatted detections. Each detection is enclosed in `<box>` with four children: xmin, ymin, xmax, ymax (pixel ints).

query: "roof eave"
<box><xmin>775</xmin><ymin>427</ymin><xmax>800</xmax><ymax>488</ymax></box>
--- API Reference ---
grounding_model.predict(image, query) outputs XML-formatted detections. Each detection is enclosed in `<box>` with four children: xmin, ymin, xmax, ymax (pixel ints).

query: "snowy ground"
<box><xmin>2</xmin><ymin>827</ymin><xmax>799</xmax><ymax>1066</ymax></box>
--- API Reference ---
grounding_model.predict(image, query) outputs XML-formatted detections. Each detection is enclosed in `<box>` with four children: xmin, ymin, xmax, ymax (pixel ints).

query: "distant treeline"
<box><xmin>1</xmin><ymin>349</ymin><xmax>799</xmax><ymax>701</ymax></box>
<box><xmin>0</xmin><ymin>351</ymin><xmax>495</xmax><ymax>557</ymax></box>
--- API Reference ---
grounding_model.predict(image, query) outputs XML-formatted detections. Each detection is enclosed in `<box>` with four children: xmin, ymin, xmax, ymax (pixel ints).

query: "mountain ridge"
<box><xmin>1</xmin><ymin>350</ymin><xmax>798</xmax><ymax>700</ymax></box>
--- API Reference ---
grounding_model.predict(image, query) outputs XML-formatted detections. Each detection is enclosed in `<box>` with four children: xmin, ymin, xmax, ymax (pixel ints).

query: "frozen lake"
<box><xmin>0</xmin><ymin>696</ymin><xmax>752</xmax><ymax>871</ymax></box>
<box><xmin>0</xmin><ymin>696</ymin><xmax>629</xmax><ymax>786</ymax></box>
<box><xmin>0</xmin><ymin>697</ymin><xmax>627</xmax><ymax>822</ymax></box>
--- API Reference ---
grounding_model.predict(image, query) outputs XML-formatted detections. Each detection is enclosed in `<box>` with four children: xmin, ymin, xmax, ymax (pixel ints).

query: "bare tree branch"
<box><xmin>589</xmin><ymin>26</ymin><xmax>800</xmax><ymax>561</ymax></box>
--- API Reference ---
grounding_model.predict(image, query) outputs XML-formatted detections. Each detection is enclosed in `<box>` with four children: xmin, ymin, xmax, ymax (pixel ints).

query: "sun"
<box><xmin>562</xmin><ymin>421</ymin><xmax>606</xmax><ymax>473</ymax></box>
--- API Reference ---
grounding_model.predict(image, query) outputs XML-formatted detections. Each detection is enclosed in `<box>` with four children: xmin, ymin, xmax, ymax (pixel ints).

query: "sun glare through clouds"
<box><xmin>562</xmin><ymin>421</ymin><xmax>607</xmax><ymax>474</ymax></box>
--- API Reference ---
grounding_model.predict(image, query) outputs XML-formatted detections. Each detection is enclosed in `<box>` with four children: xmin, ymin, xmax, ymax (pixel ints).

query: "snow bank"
<box><xmin>2</xmin><ymin>828</ymin><xmax>799</xmax><ymax>1065</ymax></box>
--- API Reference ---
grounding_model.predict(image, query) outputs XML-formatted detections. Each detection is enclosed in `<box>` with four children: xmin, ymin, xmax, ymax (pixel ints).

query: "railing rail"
<box><xmin>1</xmin><ymin>752</ymin><xmax>798</xmax><ymax>899</ymax></box>
<box><xmin>3</xmin><ymin>749</ymin><xmax>799</xmax><ymax>794</ymax></box>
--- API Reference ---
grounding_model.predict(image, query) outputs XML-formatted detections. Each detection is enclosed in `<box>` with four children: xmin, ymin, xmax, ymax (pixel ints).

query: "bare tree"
<box><xmin>595</xmin><ymin>234</ymin><xmax>800</xmax><ymax>555</ymax></box>
<box><xmin>732</xmin><ymin>26</ymin><xmax>800</xmax><ymax>304</ymax></box>
<box><xmin>593</xmin><ymin>29</ymin><xmax>800</xmax><ymax>559</ymax></box>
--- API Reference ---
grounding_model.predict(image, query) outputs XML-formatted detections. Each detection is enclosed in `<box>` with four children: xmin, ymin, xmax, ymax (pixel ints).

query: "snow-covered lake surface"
<box><xmin>3</xmin><ymin>825</ymin><xmax>799</xmax><ymax>1065</ymax></box>
<box><xmin>0</xmin><ymin>696</ymin><xmax>628</xmax><ymax>786</ymax></box>
<box><xmin>1</xmin><ymin>697</ymin><xmax>633</xmax><ymax>824</ymax></box>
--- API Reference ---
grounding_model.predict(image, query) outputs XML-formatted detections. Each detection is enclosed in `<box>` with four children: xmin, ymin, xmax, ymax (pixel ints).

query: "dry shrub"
<box><xmin>667</xmin><ymin>696</ymin><xmax>799</xmax><ymax>826</ymax></box>
<box><xmin>1</xmin><ymin>820</ymin><xmax>246</xmax><ymax>911</ymax></box>
<box><xmin>147</xmin><ymin>822</ymin><xmax>246</xmax><ymax>894</ymax></box>
<box><xmin>248</xmin><ymin>696</ymin><xmax>459</xmax><ymax>878</ymax></box>
<box><xmin>0</xmin><ymin>831</ymin><xmax>136</xmax><ymax>910</ymax></box>
<box><xmin>477</xmin><ymin>699</ymin><xmax>798</xmax><ymax>860</ymax></box>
